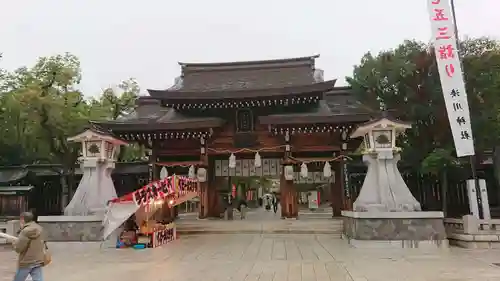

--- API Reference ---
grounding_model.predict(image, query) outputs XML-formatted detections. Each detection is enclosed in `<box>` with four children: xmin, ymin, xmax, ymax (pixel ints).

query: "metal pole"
<box><xmin>450</xmin><ymin>0</ymin><xmax>482</xmax><ymax>218</ymax></box>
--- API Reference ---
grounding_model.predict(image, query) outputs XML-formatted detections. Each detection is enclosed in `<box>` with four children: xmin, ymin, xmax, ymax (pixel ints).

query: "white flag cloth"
<box><xmin>426</xmin><ymin>0</ymin><xmax>475</xmax><ymax>157</ymax></box>
<box><xmin>102</xmin><ymin>201</ymin><xmax>139</xmax><ymax>240</ymax></box>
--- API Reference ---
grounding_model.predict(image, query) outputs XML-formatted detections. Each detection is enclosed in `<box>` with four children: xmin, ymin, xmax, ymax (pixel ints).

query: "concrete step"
<box><xmin>175</xmin><ymin>219</ymin><xmax>344</xmax><ymax>235</ymax></box>
<box><xmin>298</xmin><ymin>212</ymin><xmax>334</xmax><ymax>220</ymax></box>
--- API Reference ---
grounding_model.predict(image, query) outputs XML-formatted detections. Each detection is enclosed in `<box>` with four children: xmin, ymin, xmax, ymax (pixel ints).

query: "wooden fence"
<box><xmin>345</xmin><ymin>163</ymin><xmax>499</xmax><ymax>218</ymax></box>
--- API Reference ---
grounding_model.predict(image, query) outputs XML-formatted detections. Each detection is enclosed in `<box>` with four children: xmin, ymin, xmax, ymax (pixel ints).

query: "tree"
<box><xmin>346</xmin><ymin>38</ymin><xmax>500</xmax><ymax>174</ymax></box>
<box><xmin>0</xmin><ymin>52</ymin><xmax>145</xmax><ymax>168</ymax></box>
<box><xmin>0</xmin><ymin>53</ymin><xmax>45</xmax><ymax>165</ymax></box>
<box><xmin>89</xmin><ymin>78</ymin><xmax>138</xmax><ymax>120</ymax></box>
<box><xmin>88</xmin><ymin>78</ymin><xmax>143</xmax><ymax>161</ymax></box>
<box><xmin>8</xmin><ymin>53</ymin><xmax>89</xmax><ymax>200</ymax></box>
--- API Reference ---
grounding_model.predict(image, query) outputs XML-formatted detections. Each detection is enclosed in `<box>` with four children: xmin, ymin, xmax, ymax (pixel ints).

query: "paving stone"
<box><xmin>2</xmin><ymin>220</ymin><xmax>500</xmax><ymax>280</ymax></box>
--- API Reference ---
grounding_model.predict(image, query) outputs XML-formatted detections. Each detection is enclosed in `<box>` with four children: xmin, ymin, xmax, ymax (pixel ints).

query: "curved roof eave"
<box><xmin>147</xmin><ymin>79</ymin><xmax>337</xmax><ymax>100</ymax></box>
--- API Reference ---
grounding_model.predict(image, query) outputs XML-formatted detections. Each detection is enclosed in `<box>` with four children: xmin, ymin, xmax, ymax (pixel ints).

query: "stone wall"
<box><xmin>0</xmin><ymin>220</ymin><xmax>20</xmax><ymax>244</ymax></box>
<box><xmin>342</xmin><ymin>213</ymin><xmax>446</xmax><ymax>241</ymax></box>
<box><xmin>38</xmin><ymin>216</ymin><xmax>103</xmax><ymax>242</ymax></box>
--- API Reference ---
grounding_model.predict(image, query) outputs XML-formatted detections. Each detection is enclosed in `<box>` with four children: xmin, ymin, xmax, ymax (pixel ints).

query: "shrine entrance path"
<box><xmin>2</xmin><ymin>235</ymin><xmax>500</xmax><ymax>281</ymax></box>
<box><xmin>176</xmin><ymin>206</ymin><xmax>343</xmax><ymax>235</ymax></box>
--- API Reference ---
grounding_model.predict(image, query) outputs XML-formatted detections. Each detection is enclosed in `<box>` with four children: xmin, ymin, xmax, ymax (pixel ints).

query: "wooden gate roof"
<box><xmin>92</xmin><ymin>98</ymin><xmax>225</xmax><ymax>131</ymax></box>
<box><xmin>260</xmin><ymin>87</ymin><xmax>372</xmax><ymax>125</ymax></box>
<box><xmin>92</xmin><ymin>56</ymin><xmax>373</xmax><ymax>135</ymax></box>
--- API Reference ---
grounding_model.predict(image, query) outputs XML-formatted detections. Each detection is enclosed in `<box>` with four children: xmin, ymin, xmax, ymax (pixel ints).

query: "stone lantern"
<box><xmin>64</xmin><ymin>128</ymin><xmax>127</xmax><ymax>216</ymax></box>
<box><xmin>341</xmin><ymin>116</ymin><xmax>447</xmax><ymax>250</ymax></box>
<box><xmin>348</xmin><ymin>116</ymin><xmax>421</xmax><ymax>212</ymax></box>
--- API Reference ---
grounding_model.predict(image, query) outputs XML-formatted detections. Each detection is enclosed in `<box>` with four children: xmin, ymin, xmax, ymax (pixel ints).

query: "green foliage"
<box><xmin>347</xmin><ymin>37</ymin><xmax>500</xmax><ymax>173</ymax></box>
<box><xmin>421</xmin><ymin>148</ymin><xmax>460</xmax><ymax>175</ymax></box>
<box><xmin>0</xmin><ymin>53</ymin><xmax>142</xmax><ymax>166</ymax></box>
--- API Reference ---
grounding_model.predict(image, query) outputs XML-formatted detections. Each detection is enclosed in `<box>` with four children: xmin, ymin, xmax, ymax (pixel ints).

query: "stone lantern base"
<box><xmin>341</xmin><ymin>211</ymin><xmax>448</xmax><ymax>249</ymax></box>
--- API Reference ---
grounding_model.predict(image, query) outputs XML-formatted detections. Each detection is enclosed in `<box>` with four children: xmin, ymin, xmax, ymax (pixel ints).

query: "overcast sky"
<box><xmin>1</xmin><ymin>0</ymin><xmax>498</xmax><ymax>96</ymax></box>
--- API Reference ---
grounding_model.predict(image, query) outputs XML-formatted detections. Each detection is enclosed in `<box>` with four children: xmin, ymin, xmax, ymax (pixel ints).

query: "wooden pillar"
<box><xmin>339</xmin><ymin>128</ymin><xmax>351</xmax><ymax>212</ymax></box>
<box><xmin>198</xmin><ymin>136</ymin><xmax>209</xmax><ymax>219</ymax></box>
<box><xmin>151</xmin><ymin>148</ymin><xmax>159</xmax><ymax>181</ymax></box>
<box><xmin>280</xmin><ymin>131</ymin><xmax>298</xmax><ymax>219</ymax></box>
<box><xmin>279</xmin><ymin>168</ymin><xmax>289</xmax><ymax>218</ymax></box>
<box><xmin>331</xmin><ymin>158</ymin><xmax>343</xmax><ymax>217</ymax></box>
<box><xmin>339</xmin><ymin>155</ymin><xmax>352</xmax><ymax>211</ymax></box>
<box><xmin>290</xmin><ymin>179</ymin><xmax>298</xmax><ymax>218</ymax></box>
<box><xmin>207</xmin><ymin>163</ymin><xmax>217</xmax><ymax>218</ymax></box>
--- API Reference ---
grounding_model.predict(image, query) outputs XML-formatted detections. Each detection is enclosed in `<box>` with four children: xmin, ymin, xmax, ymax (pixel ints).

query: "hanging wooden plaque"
<box><xmin>221</xmin><ymin>160</ymin><xmax>229</xmax><ymax>176</ymax></box>
<box><xmin>313</xmin><ymin>172</ymin><xmax>322</xmax><ymax>183</ymax></box>
<box><xmin>262</xmin><ymin>159</ymin><xmax>270</xmax><ymax>176</ymax></box>
<box><xmin>235</xmin><ymin>160</ymin><xmax>242</xmax><ymax>176</ymax></box>
<box><xmin>249</xmin><ymin>159</ymin><xmax>256</xmax><ymax>176</ymax></box>
<box><xmin>269</xmin><ymin>159</ymin><xmax>278</xmax><ymax>176</ymax></box>
<box><xmin>215</xmin><ymin>160</ymin><xmax>222</xmax><ymax>177</ymax></box>
<box><xmin>255</xmin><ymin>163</ymin><xmax>263</xmax><ymax>176</ymax></box>
<box><xmin>242</xmin><ymin>159</ymin><xmax>250</xmax><ymax>177</ymax></box>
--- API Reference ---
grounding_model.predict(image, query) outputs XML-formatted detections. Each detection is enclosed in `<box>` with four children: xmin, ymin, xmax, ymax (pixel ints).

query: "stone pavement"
<box><xmin>176</xmin><ymin>206</ymin><xmax>342</xmax><ymax>235</ymax></box>
<box><xmin>2</xmin><ymin>234</ymin><xmax>500</xmax><ymax>281</ymax></box>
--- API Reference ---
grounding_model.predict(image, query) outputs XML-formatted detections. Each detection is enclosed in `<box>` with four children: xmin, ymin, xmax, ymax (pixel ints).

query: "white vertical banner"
<box><xmin>426</xmin><ymin>0</ymin><xmax>475</xmax><ymax>157</ymax></box>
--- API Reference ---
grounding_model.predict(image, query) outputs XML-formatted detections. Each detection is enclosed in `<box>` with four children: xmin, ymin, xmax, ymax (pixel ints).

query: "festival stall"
<box><xmin>102</xmin><ymin>175</ymin><xmax>198</xmax><ymax>249</ymax></box>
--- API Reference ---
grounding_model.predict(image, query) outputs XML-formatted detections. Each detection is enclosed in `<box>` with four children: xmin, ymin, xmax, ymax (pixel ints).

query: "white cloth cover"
<box><xmin>102</xmin><ymin>201</ymin><xmax>139</xmax><ymax>240</ymax></box>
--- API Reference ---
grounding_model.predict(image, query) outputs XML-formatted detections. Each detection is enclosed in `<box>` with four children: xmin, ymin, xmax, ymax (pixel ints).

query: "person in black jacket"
<box><xmin>272</xmin><ymin>196</ymin><xmax>279</xmax><ymax>213</ymax></box>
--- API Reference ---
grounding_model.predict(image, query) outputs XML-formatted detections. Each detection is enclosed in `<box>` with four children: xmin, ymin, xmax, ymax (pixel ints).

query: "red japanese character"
<box><xmin>445</xmin><ymin>64</ymin><xmax>455</xmax><ymax>77</ymax></box>
<box><xmin>432</xmin><ymin>0</ymin><xmax>440</xmax><ymax>4</ymax></box>
<box><xmin>436</xmin><ymin>27</ymin><xmax>451</xmax><ymax>40</ymax></box>
<box><xmin>433</xmin><ymin>9</ymin><xmax>448</xmax><ymax>21</ymax></box>
<box><xmin>438</xmin><ymin>44</ymin><xmax>454</xmax><ymax>59</ymax></box>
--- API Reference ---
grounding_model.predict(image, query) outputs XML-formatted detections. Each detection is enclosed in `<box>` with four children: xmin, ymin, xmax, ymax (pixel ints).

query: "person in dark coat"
<box><xmin>272</xmin><ymin>196</ymin><xmax>279</xmax><ymax>213</ymax></box>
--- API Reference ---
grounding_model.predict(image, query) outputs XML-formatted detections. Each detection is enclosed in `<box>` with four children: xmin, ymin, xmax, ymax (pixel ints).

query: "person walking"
<box><xmin>237</xmin><ymin>198</ymin><xmax>248</xmax><ymax>220</ymax></box>
<box><xmin>7</xmin><ymin>211</ymin><xmax>47</xmax><ymax>281</ymax></box>
<box><xmin>272</xmin><ymin>195</ymin><xmax>279</xmax><ymax>214</ymax></box>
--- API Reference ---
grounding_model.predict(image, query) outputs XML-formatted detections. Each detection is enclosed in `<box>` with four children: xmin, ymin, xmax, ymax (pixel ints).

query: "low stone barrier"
<box><xmin>38</xmin><ymin>215</ymin><xmax>103</xmax><ymax>242</ymax></box>
<box><xmin>444</xmin><ymin>215</ymin><xmax>500</xmax><ymax>249</ymax></box>
<box><xmin>342</xmin><ymin>211</ymin><xmax>448</xmax><ymax>249</ymax></box>
<box><xmin>0</xmin><ymin>220</ymin><xmax>20</xmax><ymax>244</ymax></box>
